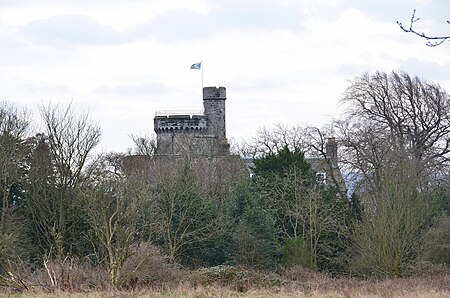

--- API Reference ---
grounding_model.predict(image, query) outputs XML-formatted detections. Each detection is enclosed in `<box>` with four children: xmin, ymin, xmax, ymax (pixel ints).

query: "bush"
<box><xmin>192</xmin><ymin>265</ymin><xmax>284</xmax><ymax>292</ymax></box>
<box><xmin>0</xmin><ymin>221</ymin><xmax>30</xmax><ymax>291</ymax></box>
<box><xmin>405</xmin><ymin>261</ymin><xmax>450</xmax><ymax>277</ymax></box>
<box><xmin>117</xmin><ymin>243</ymin><xmax>185</xmax><ymax>289</ymax></box>
<box><xmin>280</xmin><ymin>237</ymin><xmax>314</xmax><ymax>269</ymax></box>
<box><xmin>421</xmin><ymin>215</ymin><xmax>450</xmax><ymax>267</ymax></box>
<box><xmin>28</xmin><ymin>257</ymin><xmax>109</xmax><ymax>292</ymax></box>
<box><xmin>350</xmin><ymin>163</ymin><xmax>433</xmax><ymax>278</ymax></box>
<box><xmin>280</xmin><ymin>265</ymin><xmax>329</xmax><ymax>282</ymax></box>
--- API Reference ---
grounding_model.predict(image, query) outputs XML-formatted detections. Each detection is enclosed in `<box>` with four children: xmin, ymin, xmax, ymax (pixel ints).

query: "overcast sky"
<box><xmin>1</xmin><ymin>0</ymin><xmax>449</xmax><ymax>152</ymax></box>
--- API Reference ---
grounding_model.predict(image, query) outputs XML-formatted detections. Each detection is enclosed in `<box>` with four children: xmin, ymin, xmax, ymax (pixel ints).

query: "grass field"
<box><xmin>1</xmin><ymin>264</ymin><xmax>449</xmax><ymax>298</ymax></box>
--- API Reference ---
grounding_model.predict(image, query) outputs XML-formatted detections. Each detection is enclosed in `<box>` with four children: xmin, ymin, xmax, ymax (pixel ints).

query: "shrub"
<box><xmin>350</xmin><ymin>163</ymin><xmax>433</xmax><ymax>277</ymax></box>
<box><xmin>0</xmin><ymin>222</ymin><xmax>30</xmax><ymax>291</ymax></box>
<box><xmin>280</xmin><ymin>237</ymin><xmax>314</xmax><ymax>269</ymax></box>
<box><xmin>421</xmin><ymin>215</ymin><xmax>450</xmax><ymax>267</ymax></box>
<box><xmin>117</xmin><ymin>243</ymin><xmax>185</xmax><ymax>289</ymax></box>
<box><xmin>28</xmin><ymin>257</ymin><xmax>109</xmax><ymax>292</ymax></box>
<box><xmin>192</xmin><ymin>265</ymin><xmax>284</xmax><ymax>292</ymax></box>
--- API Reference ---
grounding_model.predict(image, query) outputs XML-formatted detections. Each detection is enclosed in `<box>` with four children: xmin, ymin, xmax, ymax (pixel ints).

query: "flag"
<box><xmin>190</xmin><ymin>62</ymin><xmax>202</xmax><ymax>70</ymax></box>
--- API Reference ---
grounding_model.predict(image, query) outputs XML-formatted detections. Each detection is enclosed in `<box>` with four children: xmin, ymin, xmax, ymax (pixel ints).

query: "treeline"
<box><xmin>0</xmin><ymin>70</ymin><xmax>449</xmax><ymax>291</ymax></box>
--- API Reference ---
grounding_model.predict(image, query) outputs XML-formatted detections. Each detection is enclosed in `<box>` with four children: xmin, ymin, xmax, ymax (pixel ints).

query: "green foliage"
<box><xmin>0</xmin><ymin>229</ymin><xmax>23</xmax><ymax>272</ymax></box>
<box><xmin>253</xmin><ymin>146</ymin><xmax>314</xmax><ymax>183</ymax></box>
<box><xmin>252</xmin><ymin>146</ymin><xmax>352</xmax><ymax>272</ymax></box>
<box><xmin>313</xmin><ymin>186</ymin><xmax>356</xmax><ymax>273</ymax></box>
<box><xmin>229</xmin><ymin>179</ymin><xmax>278</xmax><ymax>269</ymax></box>
<box><xmin>422</xmin><ymin>215</ymin><xmax>450</xmax><ymax>267</ymax></box>
<box><xmin>0</xmin><ymin>212</ymin><xmax>30</xmax><ymax>291</ymax></box>
<box><xmin>280</xmin><ymin>237</ymin><xmax>314</xmax><ymax>269</ymax></box>
<box><xmin>147</xmin><ymin>159</ymin><xmax>226</xmax><ymax>267</ymax></box>
<box><xmin>180</xmin><ymin>197</ymin><xmax>233</xmax><ymax>268</ymax></box>
<box><xmin>252</xmin><ymin>146</ymin><xmax>315</xmax><ymax>240</ymax></box>
<box><xmin>348</xmin><ymin>192</ymin><xmax>363</xmax><ymax>222</ymax></box>
<box><xmin>432</xmin><ymin>187</ymin><xmax>450</xmax><ymax>215</ymax></box>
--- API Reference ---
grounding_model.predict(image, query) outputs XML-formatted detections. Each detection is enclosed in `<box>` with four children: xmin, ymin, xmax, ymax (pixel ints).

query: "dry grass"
<box><xmin>1</xmin><ymin>264</ymin><xmax>449</xmax><ymax>297</ymax></box>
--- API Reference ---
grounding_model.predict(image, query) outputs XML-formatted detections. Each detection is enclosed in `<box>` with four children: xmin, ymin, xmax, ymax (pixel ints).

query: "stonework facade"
<box><xmin>154</xmin><ymin>87</ymin><xmax>230</xmax><ymax>156</ymax></box>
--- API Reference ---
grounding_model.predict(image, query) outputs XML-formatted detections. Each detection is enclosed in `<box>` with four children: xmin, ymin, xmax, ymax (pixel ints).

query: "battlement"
<box><xmin>203</xmin><ymin>87</ymin><xmax>226</xmax><ymax>100</ymax></box>
<box><xmin>154</xmin><ymin>114</ymin><xmax>207</xmax><ymax>132</ymax></box>
<box><xmin>155</xmin><ymin>110</ymin><xmax>203</xmax><ymax>117</ymax></box>
<box><xmin>154</xmin><ymin>86</ymin><xmax>229</xmax><ymax>155</ymax></box>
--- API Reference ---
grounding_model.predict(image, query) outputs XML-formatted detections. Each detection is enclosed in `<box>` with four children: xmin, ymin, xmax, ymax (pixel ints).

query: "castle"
<box><xmin>153</xmin><ymin>86</ymin><xmax>345</xmax><ymax>192</ymax></box>
<box><xmin>154</xmin><ymin>87</ymin><xmax>230</xmax><ymax>156</ymax></box>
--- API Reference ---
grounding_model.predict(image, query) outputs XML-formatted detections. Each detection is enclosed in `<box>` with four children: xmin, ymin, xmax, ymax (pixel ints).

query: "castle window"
<box><xmin>316</xmin><ymin>172</ymin><xmax>327</xmax><ymax>185</ymax></box>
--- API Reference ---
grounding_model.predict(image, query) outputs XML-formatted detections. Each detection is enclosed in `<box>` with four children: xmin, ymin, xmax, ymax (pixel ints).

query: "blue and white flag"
<box><xmin>190</xmin><ymin>62</ymin><xmax>202</xmax><ymax>70</ymax></box>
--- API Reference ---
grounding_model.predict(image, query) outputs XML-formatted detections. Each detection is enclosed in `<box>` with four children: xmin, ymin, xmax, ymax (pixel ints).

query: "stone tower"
<box><xmin>153</xmin><ymin>86</ymin><xmax>229</xmax><ymax>156</ymax></box>
<box><xmin>325</xmin><ymin>137</ymin><xmax>338</xmax><ymax>167</ymax></box>
<box><xmin>203</xmin><ymin>86</ymin><xmax>226</xmax><ymax>139</ymax></box>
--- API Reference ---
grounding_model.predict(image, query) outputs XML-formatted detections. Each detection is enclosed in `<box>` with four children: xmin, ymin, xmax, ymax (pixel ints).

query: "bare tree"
<box><xmin>82</xmin><ymin>153</ymin><xmax>147</xmax><ymax>286</ymax></box>
<box><xmin>240</xmin><ymin>123</ymin><xmax>307</xmax><ymax>158</ymax></box>
<box><xmin>147</xmin><ymin>157</ymin><xmax>226</xmax><ymax>261</ymax></box>
<box><xmin>251</xmin><ymin>145</ymin><xmax>351</xmax><ymax>270</ymax></box>
<box><xmin>304</xmin><ymin>126</ymin><xmax>348</xmax><ymax>200</ymax></box>
<box><xmin>123</xmin><ymin>154</ymin><xmax>239</xmax><ymax>264</ymax></box>
<box><xmin>333</xmin><ymin>71</ymin><xmax>450</xmax><ymax>276</ymax></box>
<box><xmin>351</xmin><ymin>159</ymin><xmax>433</xmax><ymax>277</ymax></box>
<box><xmin>339</xmin><ymin>71</ymin><xmax>450</xmax><ymax>191</ymax></box>
<box><xmin>271</xmin><ymin>168</ymin><xmax>346</xmax><ymax>267</ymax></box>
<box><xmin>27</xmin><ymin>103</ymin><xmax>101</xmax><ymax>258</ymax></box>
<box><xmin>397</xmin><ymin>10</ymin><xmax>449</xmax><ymax>47</ymax></box>
<box><xmin>334</xmin><ymin>120</ymin><xmax>395</xmax><ymax>205</ymax></box>
<box><xmin>0</xmin><ymin>102</ymin><xmax>30</xmax><ymax>139</ymax></box>
<box><xmin>242</xmin><ymin>124</ymin><xmax>348</xmax><ymax>199</ymax></box>
<box><xmin>129</xmin><ymin>134</ymin><xmax>157</xmax><ymax>156</ymax></box>
<box><xmin>40</xmin><ymin>102</ymin><xmax>101</xmax><ymax>188</ymax></box>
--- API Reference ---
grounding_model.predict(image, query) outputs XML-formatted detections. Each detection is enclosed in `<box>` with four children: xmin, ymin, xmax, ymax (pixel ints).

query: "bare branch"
<box><xmin>397</xmin><ymin>9</ymin><xmax>450</xmax><ymax>47</ymax></box>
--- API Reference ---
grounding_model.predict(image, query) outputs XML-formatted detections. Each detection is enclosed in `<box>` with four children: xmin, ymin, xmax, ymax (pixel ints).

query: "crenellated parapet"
<box><xmin>154</xmin><ymin>115</ymin><xmax>207</xmax><ymax>133</ymax></box>
<box><xmin>203</xmin><ymin>86</ymin><xmax>226</xmax><ymax>100</ymax></box>
<box><xmin>154</xmin><ymin>86</ymin><xmax>229</xmax><ymax>156</ymax></box>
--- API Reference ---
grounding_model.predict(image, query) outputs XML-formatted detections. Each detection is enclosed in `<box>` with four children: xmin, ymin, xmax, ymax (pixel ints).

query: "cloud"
<box><xmin>211</xmin><ymin>0</ymin><xmax>305</xmax><ymax>30</ymax></box>
<box><xmin>0</xmin><ymin>32</ymin><xmax>27</xmax><ymax>49</ymax></box>
<box><xmin>131</xmin><ymin>0</ymin><xmax>306</xmax><ymax>43</ymax></box>
<box><xmin>20</xmin><ymin>14</ymin><xmax>128</xmax><ymax>46</ymax></box>
<box><xmin>131</xmin><ymin>10</ymin><xmax>214</xmax><ymax>42</ymax></box>
<box><xmin>400</xmin><ymin>58</ymin><xmax>450</xmax><ymax>83</ymax></box>
<box><xmin>0</xmin><ymin>0</ymin><xmax>125</xmax><ymax>3</ymax></box>
<box><xmin>93</xmin><ymin>81</ymin><xmax>173</xmax><ymax>97</ymax></box>
<box><xmin>229</xmin><ymin>71</ymin><xmax>314</xmax><ymax>93</ymax></box>
<box><xmin>15</xmin><ymin>1</ymin><xmax>310</xmax><ymax>46</ymax></box>
<box><xmin>21</xmin><ymin>82</ymin><xmax>72</xmax><ymax>94</ymax></box>
<box><xmin>344</xmin><ymin>0</ymin><xmax>449</xmax><ymax>31</ymax></box>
